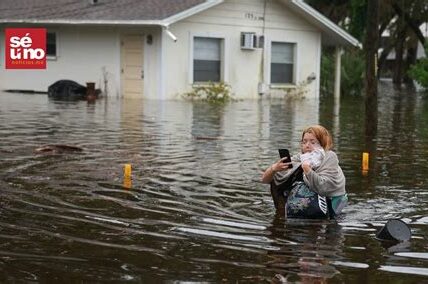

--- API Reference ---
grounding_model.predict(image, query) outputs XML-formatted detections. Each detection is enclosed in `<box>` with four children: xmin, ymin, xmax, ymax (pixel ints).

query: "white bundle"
<box><xmin>300</xmin><ymin>145</ymin><xmax>325</xmax><ymax>169</ymax></box>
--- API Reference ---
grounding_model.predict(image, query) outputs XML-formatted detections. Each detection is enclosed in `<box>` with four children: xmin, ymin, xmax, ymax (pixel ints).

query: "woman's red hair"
<box><xmin>302</xmin><ymin>125</ymin><xmax>333</xmax><ymax>150</ymax></box>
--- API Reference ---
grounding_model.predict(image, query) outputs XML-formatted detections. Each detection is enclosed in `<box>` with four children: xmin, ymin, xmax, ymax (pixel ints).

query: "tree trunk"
<box><xmin>393</xmin><ymin>27</ymin><xmax>406</xmax><ymax>86</ymax></box>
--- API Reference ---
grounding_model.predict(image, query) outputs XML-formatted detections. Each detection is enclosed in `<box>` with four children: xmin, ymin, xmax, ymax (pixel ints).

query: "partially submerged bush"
<box><xmin>408</xmin><ymin>44</ymin><xmax>428</xmax><ymax>90</ymax></box>
<box><xmin>270</xmin><ymin>80</ymin><xmax>309</xmax><ymax>100</ymax></box>
<box><xmin>287</xmin><ymin>80</ymin><xmax>309</xmax><ymax>99</ymax></box>
<box><xmin>182</xmin><ymin>81</ymin><xmax>234</xmax><ymax>103</ymax></box>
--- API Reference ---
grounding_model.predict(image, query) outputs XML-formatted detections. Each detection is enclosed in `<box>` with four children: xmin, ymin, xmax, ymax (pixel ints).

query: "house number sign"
<box><xmin>244</xmin><ymin>12</ymin><xmax>264</xmax><ymax>21</ymax></box>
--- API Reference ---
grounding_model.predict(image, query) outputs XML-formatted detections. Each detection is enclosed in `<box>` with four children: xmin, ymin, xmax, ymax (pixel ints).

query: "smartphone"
<box><xmin>278</xmin><ymin>149</ymin><xmax>293</xmax><ymax>168</ymax></box>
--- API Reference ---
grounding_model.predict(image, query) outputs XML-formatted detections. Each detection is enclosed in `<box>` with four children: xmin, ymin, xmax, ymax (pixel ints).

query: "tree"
<box><xmin>308</xmin><ymin>0</ymin><xmax>428</xmax><ymax>91</ymax></box>
<box><xmin>382</xmin><ymin>0</ymin><xmax>428</xmax><ymax>86</ymax></box>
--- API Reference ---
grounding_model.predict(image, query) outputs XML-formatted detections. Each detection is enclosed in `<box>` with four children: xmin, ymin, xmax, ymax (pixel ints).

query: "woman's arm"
<box><xmin>261</xmin><ymin>158</ymin><xmax>291</xmax><ymax>184</ymax></box>
<box><xmin>303</xmin><ymin>151</ymin><xmax>346</xmax><ymax>196</ymax></box>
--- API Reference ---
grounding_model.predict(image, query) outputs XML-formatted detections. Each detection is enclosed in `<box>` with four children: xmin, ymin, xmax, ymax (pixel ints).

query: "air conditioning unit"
<box><xmin>241</xmin><ymin>32</ymin><xmax>256</xmax><ymax>50</ymax></box>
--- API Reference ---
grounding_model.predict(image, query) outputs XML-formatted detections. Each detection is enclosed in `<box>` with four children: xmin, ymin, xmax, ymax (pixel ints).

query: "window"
<box><xmin>47</xmin><ymin>32</ymin><xmax>57</xmax><ymax>58</ymax></box>
<box><xmin>271</xmin><ymin>42</ymin><xmax>295</xmax><ymax>84</ymax></box>
<box><xmin>193</xmin><ymin>37</ymin><xmax>222</xmax><ymax>82</ymax></box>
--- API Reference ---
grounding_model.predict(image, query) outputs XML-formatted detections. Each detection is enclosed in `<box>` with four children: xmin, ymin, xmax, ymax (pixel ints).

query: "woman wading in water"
<box><xmin>262</xmin><ymin>125</ymin><xmax>348</xmax><ymax>218</ymax></box>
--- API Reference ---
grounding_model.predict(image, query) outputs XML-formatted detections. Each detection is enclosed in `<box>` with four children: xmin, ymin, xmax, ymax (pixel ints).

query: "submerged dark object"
<box><xmin>193</xmin><ymin>136</ymin><xmax>224</xmax><ymax>141</ymax></box>
<box><xmin>48</xmin><ymin>80</ymin><xmax>86</xmax><ymax>100</ymax></box>
<box><xmin>48</xmin><ymin>80</ymin><xmax>100</xmax><ymax>100</ymax></box>
<box><xmin>34</xmin><ymin>144</ymin><xmax>83</xmax><ymax>154</ymax></box>
<box><xmin>376</xmin><ymin>219</ymin><xmax>411</xmax><ymax>242</ymax></box>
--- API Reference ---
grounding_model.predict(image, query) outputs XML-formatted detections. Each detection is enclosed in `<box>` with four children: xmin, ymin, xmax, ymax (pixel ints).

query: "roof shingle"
<box><xmin>0</xmin><ymin>0</ymin><xmax>206</xmax><ymax>22</ymax></box>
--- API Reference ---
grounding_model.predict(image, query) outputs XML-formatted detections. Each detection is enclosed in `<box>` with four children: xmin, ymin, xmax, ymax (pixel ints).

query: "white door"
<box><xmin>121</xmin><ymin>35</ymin><xmax>144</xmax><ymax>98</ymax></box>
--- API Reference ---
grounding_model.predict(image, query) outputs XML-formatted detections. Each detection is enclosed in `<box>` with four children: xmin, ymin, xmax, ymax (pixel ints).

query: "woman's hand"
<box><xmin>261</xmin><ymin>158</ymin><xmax>291</xmax><ymax>184</ymax></box>
<box><xmin>302</xmin><ymin>161</ymin><xmax>312</xmax><ymax>174</ymax></box>
<box><xmin>272</xmin><ymin>158</ymin><xmax>291</xmax><ymax>173</ymax></box>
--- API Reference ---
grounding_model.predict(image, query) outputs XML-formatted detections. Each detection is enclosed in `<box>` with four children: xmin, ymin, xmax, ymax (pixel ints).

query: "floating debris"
<box><xmin>193</xmin><ymin>136</ymin><xmax>224</xmax><ymax>141</ymax></box>
<box><xmin>34</xmin><ymin>144</ymin><xmax>83</xmax><ymax>154</ymax></box>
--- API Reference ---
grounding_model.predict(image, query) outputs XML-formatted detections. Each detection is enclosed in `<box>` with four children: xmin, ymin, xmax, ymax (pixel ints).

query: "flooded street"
<box><xmin>1</xmin><ymin>82</ymin><xmax>428</xmax><ymax>282</ymax></box>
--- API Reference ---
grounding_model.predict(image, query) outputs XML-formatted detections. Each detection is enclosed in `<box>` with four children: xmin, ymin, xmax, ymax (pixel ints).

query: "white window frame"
<box><xmin>0</xmin><ymin>33</ymin><xmax>3</xmax><ymax>66</ymax></box>
<box><xmin>47</xmin><ymin>31</ymin><xmax>59</xmax><ymax>60</ymax></box>
<box><xmin>188</xmin><ymin>32</ymin><xmax>229</xmax><ymax>85</ymax></box>
<box><xmin>267</xmin><ymin>40</ymin><xmax>299</xmax><ymax>87</ymax></box>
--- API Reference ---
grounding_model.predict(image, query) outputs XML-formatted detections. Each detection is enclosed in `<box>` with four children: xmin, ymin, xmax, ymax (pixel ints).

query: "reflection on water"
<box><xmin>0</xmin><ymin>82</ymin><xmax>427</xmax><ymax>282</ymax></box>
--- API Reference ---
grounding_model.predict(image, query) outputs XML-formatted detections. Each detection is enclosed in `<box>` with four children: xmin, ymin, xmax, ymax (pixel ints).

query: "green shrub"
<box><xmin>341</xmin><ymin>50</ymin><xmax>365</xmax><ymax>95</ymax></box>
<box><xmin>320</xmin><ymin>49</ymin><xmax>364</xmax><ymax>96</ymax></box>
<box><xmin>284</xmin><ymin>81</ymin><xmax>310</xmax><ymax>99</ymax></box>
<box><xmin>408</xmin><ymin>44</ymin><xmax>428</xmax><ymax>89</ymax></box>
<box><xmin>320</xmin><ymin>51</ymin><xmax>335</xmax><ymax>95</ymax></box>
<box><xmin>182</xmin><ymin>81</ymin><xmax>234</xmax><ymax>104</ymax></box>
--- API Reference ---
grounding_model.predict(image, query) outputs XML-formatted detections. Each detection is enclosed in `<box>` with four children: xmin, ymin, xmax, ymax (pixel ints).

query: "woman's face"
<box><xmin>301</xmin><ymin>132</ymin><xmax>320</xmax><ymax>153</ymax></box>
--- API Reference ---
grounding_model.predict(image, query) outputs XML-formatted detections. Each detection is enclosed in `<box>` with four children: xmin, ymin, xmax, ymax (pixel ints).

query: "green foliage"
<box><xmin>320</xmin><ymin>49</ymin><xmax>365</xmax><ymax>96</ymax></box>
<box><xmin>320</xmin><ymin>51</ymin><xmax>335</xmax><ymax>95</ymax></box>
<box><xmin>341</xmin><ymin>50</ymin><xmax>365</xmax><ymax>95</ymax></box>
<box><xmin>348</xmin><ymin>0</ymin><xmax>367</xmax><ymax>41</ymax></box>
<box><xmin>408</xmin><ymin>44</ymin><xmax>428</xmax><ymax>89</ymax></box>
<box><xmin>182</xmin><ymin>81</ymin><xmax>234</xmax><ymax>104</ymax></box>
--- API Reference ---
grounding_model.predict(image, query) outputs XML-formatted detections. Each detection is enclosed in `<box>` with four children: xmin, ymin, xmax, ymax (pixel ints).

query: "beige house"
<box><xmin>0</xmin><ymin>0</ymin><xmax>359</xmax><ymax>100</ymax></box>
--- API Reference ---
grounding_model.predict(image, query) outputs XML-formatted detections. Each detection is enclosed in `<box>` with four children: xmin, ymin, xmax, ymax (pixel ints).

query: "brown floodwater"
<box><xmin>0</xmin><ymin>81</ymin><xmax>427</xmax><ymax>282</ymax></box>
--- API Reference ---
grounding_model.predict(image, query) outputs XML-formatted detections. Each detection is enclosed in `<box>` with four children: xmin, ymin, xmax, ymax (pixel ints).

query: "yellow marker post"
<box><xmin>362</xmin><ymin>152</ymin><xmax>369</xmax><ymax>171</ymax></box>
<box><xmin>123</xmin><ymin>164</ymin><xmax>132</xmax><ymax>189</ymax></box>
<box><xmin>124</xmin><ymin>164</ymin><xmax>132</xmax><ymax>178</ymax></box>
<box><xmin>123</xmin><ymin>177</ymin><xmax>132</xmax><ymax>189</ymax></box>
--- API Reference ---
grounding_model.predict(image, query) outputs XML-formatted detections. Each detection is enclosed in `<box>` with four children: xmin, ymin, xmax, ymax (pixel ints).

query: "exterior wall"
<box><xmin>0</xmin><ymin>0</ymin><xmax>324</xmax><ymax>100</ymax></box>
<box><xmin>0</xmin><ymin>25</ymin><xmax>121</xmax><ymax>96</ymax></box>
<box><xmin>162</xmin><ymin>0</ymin><xmax>322</xmax><ymax>100</ymax></box>
<box><xmin>141</xmin><ymin>26</ymin><xmax>163</xmax><ymax>100</ymax></box>
<box><xmin>0</xmin><ymin>25</ymin><xmax>162</xmax><ymax>98</ymax></box>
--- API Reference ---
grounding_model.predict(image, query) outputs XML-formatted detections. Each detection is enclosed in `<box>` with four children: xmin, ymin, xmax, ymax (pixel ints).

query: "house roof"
<box><xmin>0</xmin><ymin>0</ymin><xmax>360</xmax><ymax>47</ymax></box>
<box><xmin>0</xmin><ymin>0</ymin><xmax>215</xmax><ymax>26</ymax></box>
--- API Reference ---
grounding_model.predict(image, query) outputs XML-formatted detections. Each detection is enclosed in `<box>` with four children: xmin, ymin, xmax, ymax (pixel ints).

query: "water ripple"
<box><xmin>1</xmin><ymin>91</ymin><xmax>428</xmax><ymax>281</ymax></box>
